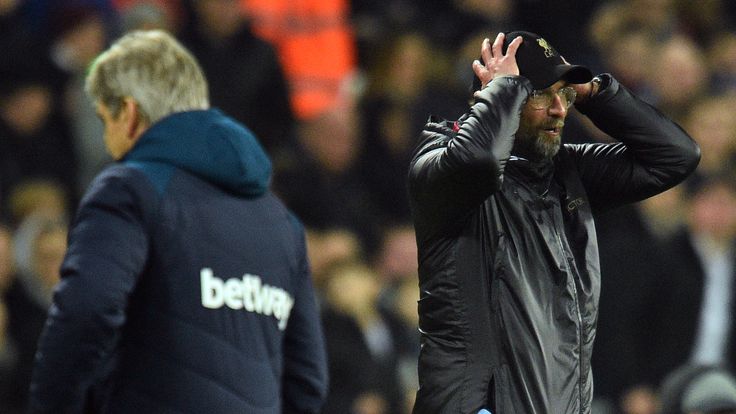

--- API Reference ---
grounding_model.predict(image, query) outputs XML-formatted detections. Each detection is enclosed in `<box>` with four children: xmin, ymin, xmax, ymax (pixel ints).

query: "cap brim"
<box><xmin>554</xmin><ymin>64</ymin><xmax>593</xmax><ymax>86</ymax></box>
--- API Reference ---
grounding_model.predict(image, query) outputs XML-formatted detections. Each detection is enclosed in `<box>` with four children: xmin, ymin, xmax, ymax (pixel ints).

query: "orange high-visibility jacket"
<box><xmin>242</xmin><ymin>0</ymin><xmax>356</xmax><ymax>120</ymax></box>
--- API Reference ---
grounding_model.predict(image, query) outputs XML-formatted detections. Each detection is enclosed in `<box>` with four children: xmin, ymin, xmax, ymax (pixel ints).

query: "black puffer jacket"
<box><xmin>408</xmin><ymin>74</ymin><xmax>699</xmax><ymax>414</ymax></box>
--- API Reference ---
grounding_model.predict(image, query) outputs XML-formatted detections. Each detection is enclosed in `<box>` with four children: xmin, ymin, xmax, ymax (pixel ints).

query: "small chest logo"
<box><xmin>567</xmin><ymin>197</ymin><xmax>586</xmax><ymax>212</ymax></box>
<box><xmin>537</xmin><ymin>38</ymin><xmax>555</xmax><ymax>58</ymax></box>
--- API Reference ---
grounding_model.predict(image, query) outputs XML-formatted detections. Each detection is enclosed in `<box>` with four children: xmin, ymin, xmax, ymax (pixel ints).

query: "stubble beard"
<box><xmin>513</xmin><ymin>124</ymin><xmax>562</xmax><ymax>161</ymax></box>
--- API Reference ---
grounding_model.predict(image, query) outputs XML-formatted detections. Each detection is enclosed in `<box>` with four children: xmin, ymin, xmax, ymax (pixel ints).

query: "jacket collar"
<box><xmin>507</xmin><ymin>155</ymin><xmax>556</xmax><ymax>196</ymax></box>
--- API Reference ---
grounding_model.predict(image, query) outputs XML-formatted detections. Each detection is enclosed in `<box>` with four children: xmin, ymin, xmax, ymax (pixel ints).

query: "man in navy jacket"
<box><xmin>29</xmin><ymin>30</ymin><xmax>328</xmax><ymax>414</ymax></box>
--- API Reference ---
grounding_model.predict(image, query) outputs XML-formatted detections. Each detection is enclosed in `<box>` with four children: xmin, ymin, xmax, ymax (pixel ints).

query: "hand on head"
<box><xmin>560</xmin><ymin>55</ymin><xmax>596</xmax><ymax>103</ymax></box>
<box><xmin>472</xmin><ymin>32</ymin><xmax>523</xmax><ymax>91</ymax></box>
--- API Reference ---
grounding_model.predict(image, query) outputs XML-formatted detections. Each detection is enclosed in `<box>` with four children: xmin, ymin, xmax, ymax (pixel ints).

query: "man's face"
<box><xmin>514</xmin><ymin>80</ymin><xmax>571</xmax><ymax>160</ymax></box>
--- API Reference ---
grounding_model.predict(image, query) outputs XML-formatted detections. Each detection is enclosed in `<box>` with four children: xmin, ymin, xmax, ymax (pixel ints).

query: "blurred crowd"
<box><xmin>0</xmin><ymin>0</ymin><xmax>735</xmax><ymax>413</ymax></box>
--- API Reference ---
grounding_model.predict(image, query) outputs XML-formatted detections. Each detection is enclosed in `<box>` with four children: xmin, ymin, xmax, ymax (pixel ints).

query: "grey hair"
<box><xmin>85</xmin><ymin>30</ymin><xmax>209</xmax><ymax>124</ymax></box>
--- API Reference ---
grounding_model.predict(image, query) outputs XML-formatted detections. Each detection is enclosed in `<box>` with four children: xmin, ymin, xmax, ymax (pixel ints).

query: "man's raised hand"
<box><xmin>472</xmin><ymin>32</ymin><xmax>523</xmax><ymax>90</ymax></box>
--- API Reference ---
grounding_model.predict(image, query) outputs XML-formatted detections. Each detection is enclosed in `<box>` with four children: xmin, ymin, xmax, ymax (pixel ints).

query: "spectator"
<box><xmin>0</xmin><ymin>66</ymin><xmax>77</xmax><ymax>216</ymax></box>
<box><xmin>46</xmin><ymin>3</ymin><xmax>113</xmax><ymax>197</ymax></box>
<box><xmin>372</xmin><ymin>224</ymin><xmax>421</xmax><ymax>410</ymax></box>
<box><xmin>373</xmin><ymin>224</ymin><xmax>417</xmax><ymax>286</ymax></box>
<box><xmin>589</xmin><ymin>28</ymin><xmax>656</xmax><ymax>99</ymax></box>
<box><xmin>385</xmin><ymin>277</ymin><xmax>420</xmax><ymax>413</ymax></box>
<box><xmin>274</xmin><ymin>98</ymin><xmax>383</xmax><ymax>252</ymax></box>
<box><xmin>241</xmin><ymin>0</ymin><xmax>357</xmax><ymax>121</ymax></box>
<box><xmin>321</xmin><ymin>260</ymin><xmax>412</xmax><ymax>414</ymax></box>
<box><xmin>648</xmin><ymin>35</ymin><xmax>710</xmax><ymax>122</ymax></box>
<box><xmin>648</xmin><ymin>173</ymin><xmax>736</xmax><ymax>388</ymax></box>
<box><xmin>593</xmin><ymin>202</ymin><xmax>673</xmax><ymax>413</ymax></box>
<box><xmin>6</xmin><ymin>179</ymin><xmax>69</xmax><ymax>228</ymax></box>
<box><xmin>4</xmin><ymin>215</ymin><xmax>67</xmax><ymax>414</ymax></box>
<box><xmin>305</xmin><ymin>228</ymin><xmax>364</xmax><ymax>299</ymax></box>
<box><xmin>179</xmin><ymin>0</ymin><xmax>297</xmax><ymax>166</ymax></box>
<box><xmin>681</xmin><ymin>95</ymin><xmax>736</xmax><ymax>177</ymax></box>
<box><xmin>360</xmin><ymin>32</ymin><xmax>467</xmax><ymax>221</ymax></box>
<box><xmin>589</xmin><ymin>0</ymin><xmax>678</xmax><ymax>50</ymax></box>
<box><xmin>638</xmin><ymin>185</ymin><xmax>688</xmax><ymax>241</ymax></box>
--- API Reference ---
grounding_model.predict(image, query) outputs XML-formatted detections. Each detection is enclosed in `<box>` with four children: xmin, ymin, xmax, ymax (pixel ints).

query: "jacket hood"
<box><xmin>124</xmin><ymin>109</ymin><xmax>272</xmax><ymax>196</ymax></box>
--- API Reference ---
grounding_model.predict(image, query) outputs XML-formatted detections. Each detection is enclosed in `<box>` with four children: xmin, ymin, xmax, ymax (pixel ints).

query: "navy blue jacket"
<box><xmin>29</xmin><ymin>109</ymin><xmax>328</xmax><ymax>413</ymax></box>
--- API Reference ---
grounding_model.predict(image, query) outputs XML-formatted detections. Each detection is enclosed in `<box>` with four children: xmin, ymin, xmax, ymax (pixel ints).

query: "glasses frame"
<box><xmin>527</xmin><ymin>86</ymin><xmax>577</xmax><ymax>110</ymax></box>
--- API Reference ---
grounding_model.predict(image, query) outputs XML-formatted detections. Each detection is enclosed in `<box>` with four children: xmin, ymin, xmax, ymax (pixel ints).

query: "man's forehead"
<box><xmin>541</xmin><ymin>80</ymin><xmax>568</xmax><ymax>92</ymax></box>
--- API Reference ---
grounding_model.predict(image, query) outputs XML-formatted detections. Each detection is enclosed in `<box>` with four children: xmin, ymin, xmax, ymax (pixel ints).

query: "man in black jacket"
<box><xmin>408</xmin><ymin>31</ymin><xmax>700</xmax><ymax>414</ymax></box>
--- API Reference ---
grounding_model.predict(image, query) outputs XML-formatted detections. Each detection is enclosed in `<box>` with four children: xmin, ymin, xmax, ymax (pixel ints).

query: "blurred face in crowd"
<box><xmin>300</xmin><ymin>104</ymin><xmax>361</xmax><ymax>174</ymax></box>
<box><xmin>305</xmin><ymin>229</ymin><xmax>361</xmax><ymax>290</ymax></box>
<box><xmin>376</xmin><ymin>226</ymin><xmax>417</xmax><ymax>283</ymax></box>
<box><xmin>54</xmin><ymin>14</ymin><xmax>107</xmax><ymax>72</ymax></box>
<box><xmin>515</xmin><ymin>80</ymin><xmax>572</xmax><ymax>160</ymax></box>
<box><xmin>195</xmin><ymin>0</ymin><xmax>243</xmax><ymax>39</ymax></box>
<box><xmin>325</xmin><ymin>265</ymin><xmax>380</xmax><ymax>318</ymax></box>
<box><xmin>0</xmin><ymin>84</ymin><xmax>53</xmax><ymax>136</ymax></box>
<box><xmin>386</xmin><ymin>34</ymin><xmax>432</xmax><ymax>101</ymax></box>
<box><xmin>652</xmin><ymin>36</ymin><xmax>708</xmax><ymax>106</ymax></box>
<box><xmin>685</xmin><ymin>98</ymin><xmax>736</xmax><ymax>173</ymax></box>
<box><xmin>688</xmin><ymin>180</ymin><xmax>736</xmax><ymax>244</ymax></box>
<box><xmin>607</xmin><ymin>30</ymin><xmax>652</xmax><ymax>87</ymax></box>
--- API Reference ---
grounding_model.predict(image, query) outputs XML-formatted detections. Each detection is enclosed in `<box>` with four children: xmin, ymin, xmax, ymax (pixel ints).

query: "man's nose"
<box><xmin>548</xmin><ymin>94</ymin><xmax>567</xmax><ymax>117</ymax></box>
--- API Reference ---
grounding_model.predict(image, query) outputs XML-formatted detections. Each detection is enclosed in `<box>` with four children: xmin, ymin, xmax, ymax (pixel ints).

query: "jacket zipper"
<box><xmin>553</xmin><ymin>227</ymin><xmax>585</xmax><ymax>413</ymax></box>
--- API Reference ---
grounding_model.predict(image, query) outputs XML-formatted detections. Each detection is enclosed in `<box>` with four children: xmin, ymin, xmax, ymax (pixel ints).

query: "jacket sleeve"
<box><xmin>570</xmin><ymin>74</ymin><xmax>700</xmax><ymax>214</ymax></box>
<box><xmin>29</xmin><ymin>169</ymin><xmax>150</xmax><ymax>414</ymax></box>
<box><xmin>281</xmin><ymin>215</ymin><xmax>328</xmax><ymax>413</ymax></box>
<box><xmin>408</xmin><ymin>76</ymin><xmax>532</xmax><ymax>235</ymax></box>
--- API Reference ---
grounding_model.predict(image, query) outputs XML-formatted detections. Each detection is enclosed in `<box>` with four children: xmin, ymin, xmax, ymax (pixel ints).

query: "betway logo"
<box><xmin>200</xmin><ymin>268</ymin><xmax>294</xmax><ymax>331</ymax></box>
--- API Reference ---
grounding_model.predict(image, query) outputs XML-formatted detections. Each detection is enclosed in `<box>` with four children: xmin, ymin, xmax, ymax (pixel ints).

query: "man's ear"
<box><xmin>121</xmin><ymin>97</ymin><xmax>145</xmax><ymax>141</ymax></box>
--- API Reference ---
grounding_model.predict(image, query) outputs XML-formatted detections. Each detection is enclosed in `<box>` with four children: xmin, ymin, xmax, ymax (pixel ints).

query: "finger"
<box><xmin>480</xmin><ymin>38</ymin><xmax>492</xmax><ymax>64</ymax></box>
<box><xmin>505</xmin><ymin>35</ymin><xmax>523</xmax><ymax>57</ymax></box>
<box><xmin>472</xmin><ymin>59</ymin><xmax>485</xmax><ymax>78</ymax></box>
<box><xmin>491</xmin><ymin>32</ymin><xmax>504</xmax><ymax>58</ymax></box>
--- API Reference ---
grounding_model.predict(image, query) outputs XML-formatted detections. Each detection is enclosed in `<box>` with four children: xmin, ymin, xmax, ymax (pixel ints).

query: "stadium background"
<box><xmin>1</xmin><ymin>0</ymin><xmax>736</xmax><ymax>413</ymax></box>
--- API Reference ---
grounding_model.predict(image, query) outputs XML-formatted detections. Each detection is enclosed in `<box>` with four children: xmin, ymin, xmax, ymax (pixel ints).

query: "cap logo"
<box><xmin>536</xmin><ymin>38</ymin><xmax>555</xmax><ymax>58</ymax></box>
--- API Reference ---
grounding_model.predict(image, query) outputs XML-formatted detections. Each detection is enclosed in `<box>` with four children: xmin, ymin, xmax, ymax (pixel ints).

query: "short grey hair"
<box><xmin>85</xmin><ymin>30</ymin><xmax>209</xmax><ymax>124</ymax></box>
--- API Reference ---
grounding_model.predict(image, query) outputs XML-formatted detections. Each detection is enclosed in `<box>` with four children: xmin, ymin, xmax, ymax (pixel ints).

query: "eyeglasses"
<box><xmin>527</xmin><ymin>86</ymin><xmax>577</xmax><ymax>110</ymax></box>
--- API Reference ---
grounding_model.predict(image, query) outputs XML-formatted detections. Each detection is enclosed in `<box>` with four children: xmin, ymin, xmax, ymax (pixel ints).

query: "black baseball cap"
<box><xmin>474</xmin><ymin>31</ymin><xmax>592</xmax><ymax>91</ymax></box>
<box><xmin>505</xmin><ymin>31</ymin><xmax>592</xmax><ymax>89</ymax></box>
